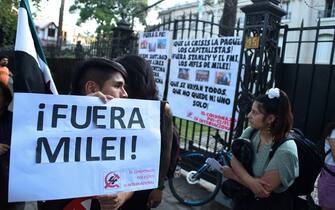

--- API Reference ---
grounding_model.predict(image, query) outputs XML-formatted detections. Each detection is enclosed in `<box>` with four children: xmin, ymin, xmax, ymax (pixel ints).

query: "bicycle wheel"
<box><xmin>168</xmin><ymin>152</ymin><xmax>222</xmax><ymax>206</ymax></box>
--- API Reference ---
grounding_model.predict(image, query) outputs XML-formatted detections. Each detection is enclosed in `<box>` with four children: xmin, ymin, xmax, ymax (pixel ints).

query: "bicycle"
<box><xmin>168</xmin><ymin>133</ymin><xmax>231</xmax><ymax>206</ymax></box>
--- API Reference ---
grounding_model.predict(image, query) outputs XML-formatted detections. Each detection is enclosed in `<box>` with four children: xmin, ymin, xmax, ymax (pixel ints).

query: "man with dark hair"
<box><xmin>71</xmin><ymin>57</ymin><xmax>128</xmax><ymax>98</ymax></box>
<box><xmin>0</xmin><ymin>55</ymin><xmax>11</xmax><ymax>86</ymax></box>
<box><xmin>39</xmin><ymin>58</ymin><xmax>132</xmax><ymax>210</ymax></box>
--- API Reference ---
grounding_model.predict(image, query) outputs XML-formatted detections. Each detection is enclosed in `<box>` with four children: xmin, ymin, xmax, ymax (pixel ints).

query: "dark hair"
<box><xmin>255</xmin><ymin>89</ymin><xmax>293</xmax><ymax>140</ymax></box>
<box><xmin>0</xmin><ymin>81</ymin><xmax>12</xmax><ymax>112</ymax></box>
<box><xmin>0</xmin><ymin>55</ymin><xmax>8</xmax><ymax>60</ymax></box>
<box><xmin>322</xmin><ymin>121</ymin><xmax>335</xmax><ymax>139</ymax></box>
<box><xmin>0</xmin><ymin>55</ymin><xmax>8</xmax><ymax>66</ymax></box>
<box><xmin>71</xmin><ymin>58</ymin><xmax>127</xmax><ymax>95</ymax></box>
<box><xmin>115</xmin><ymin>55</ymin><xmax>158</xmax><ymax>100</ymax></box>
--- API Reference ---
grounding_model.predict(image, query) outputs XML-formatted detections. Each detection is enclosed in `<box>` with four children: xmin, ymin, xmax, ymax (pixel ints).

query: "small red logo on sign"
<box><xmin>104</xmin><ymin>171</ymin><xmax>120</xmax><ymax>189</ymax></box>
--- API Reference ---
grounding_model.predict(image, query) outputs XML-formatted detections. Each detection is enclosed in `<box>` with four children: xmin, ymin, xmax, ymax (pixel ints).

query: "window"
<box><xmin>325</xmin><ymin>0</ymin><xmax>335</xmax><ymax>17</ymax></box>
<box><xmin>48</xmin><ymin>28</ymin><xmax>56</xmax><ymax>37</ymax></box>
<box><xmin>316</xmin><ymin>34</ymin><xmax>334</xmax><ymax>64</ymax></box>
<box><xmin>281</xmin><ymin>1</ymin><xmax>291</xmax><ymax>20</ymax></box>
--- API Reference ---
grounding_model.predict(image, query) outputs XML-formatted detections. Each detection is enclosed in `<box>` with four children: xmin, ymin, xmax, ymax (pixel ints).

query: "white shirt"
<box><xmin>325</xmin><ymin>129</ymin><xmax>335</xmax><ymax>166</ymax></box>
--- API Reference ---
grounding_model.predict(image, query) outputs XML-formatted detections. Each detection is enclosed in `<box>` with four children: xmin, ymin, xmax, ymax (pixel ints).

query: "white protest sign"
<box><xmin>9</xmin><ymin>93</ymin><xmax>161</xmax><ymax>202</ymax></box>
<box><xmin>167</xmin><ymin>37</ymin><xmax>242</xmax><ymax>131</ymax></box>
<box><xmin>139</xmin><ymin>31</ymin><xmax>171</xmax><ymax>98</ymax></box>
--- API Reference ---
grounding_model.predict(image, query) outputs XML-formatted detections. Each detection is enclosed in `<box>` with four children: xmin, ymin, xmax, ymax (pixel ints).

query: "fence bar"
<box><xmin>291</xmin><ymin>21</ymin><xmax>304</xmax><ymax>105</ymax></box>
<box><xmin>213</xmin><ymin>130</ymin><xmax>219</xmax><ymax>152</ymax></box>
<box><xmin>163</xmin><ymin>17</ymin><xmax>166</xmax><ymax>30</ymax></box>
<box><xmin>188</xmin><ymin>13</ymin><xmax>192</xmax><ymax>39</ymax></box>
<box><xmin>202</xmin><ymin>20</ymin><xmax>206</xmax><ymax>38</ymax></box>
<box><xmin>185</xmin><ymin>119</ymin><xmax>190</xmax><ymax>143</ymax></box>
<box><xmin>173</xmin><ymin>20</ymin><xmax>178</xmax><ymax>39</ymax></box>
<box><xmin>321</xmin><ymin>28</ymin><xmax>335</xmax><ymax>128</ymax></box>
<box><xmin>191</xmin><ymin>121</ymin><xmax>196</xmax><ymax>145</ymax></box>
<box><xmin>205</xmin><ymin>127</ymin><xmax>211</xmax><ymax>152</ymax></box>
<box><xmin>303</xmin><ymin>19</ymin><xmax>321</xmax><ymax>131</ymax></box>
<box><xmin>195</xmin><ymin>13</ymin><xmax>199</xmax><ymax>38</ymax></box>
<box><xmin>181</xmin><ymin>14</ymin><xmax>185</xmax><ymax>39</ymax></box>
<box><xmin>280</xmin><ymin>25</ymin><xmax>288</xmax><ymax>63</ymax></box>
<box><xmin>198</xmin><ymin>124</ymin><xmax>204</xmax><ymax>148</ymax></box>
<box><xmin>168</xmin><ymin>15</ymin><xmax>172</xmax><ymax>31</ymax></box>
<box><xmin>210</xmin><ymin>14</ymin><xmax>214</xmax><ymax>38</ymax></box>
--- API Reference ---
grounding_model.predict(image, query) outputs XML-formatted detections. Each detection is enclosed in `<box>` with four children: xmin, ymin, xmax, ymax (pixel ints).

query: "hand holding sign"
<box><xmin>87</xmin><ymin>91</ymin><xmax>114</xmax><ymax>103</ymax></box>
<box><xmin>0</xmin><ymin>143</ymin><xmax>10</xmax><ymax>155</ymax></box>
<box><xmin>98</xmin><ymin>192</ymin><xmax>133</xmax><ymax>210</ymax></box>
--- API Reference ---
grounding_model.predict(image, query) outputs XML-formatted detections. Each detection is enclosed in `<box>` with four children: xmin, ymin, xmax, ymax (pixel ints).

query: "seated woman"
<box><xmin>214</xmin><ymin>88</ymin><xmax>299</xmax><ymax>210</ymax></box>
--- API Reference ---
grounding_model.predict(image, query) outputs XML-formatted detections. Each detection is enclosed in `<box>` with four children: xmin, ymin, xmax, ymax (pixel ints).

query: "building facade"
<box><xmin>157</xmin><ymin>0</ymin><xmax>335</xmax><ymax>64</ymax></box>
<box><xmin>35</xmin><ymin>21</ymin><xmax>67</xmax><ymax>47</ymax></box>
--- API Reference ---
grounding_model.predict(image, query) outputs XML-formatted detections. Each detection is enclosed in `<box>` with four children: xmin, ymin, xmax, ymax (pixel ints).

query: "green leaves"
<box><xmin>0</xmin><ymin>0</ymin><xmax>44</xmax><ymax>46</ymax></box>
<box><xmin>69</xmin><ymin>0</ymin><xmax>148</xmax><ymax>35</ymax></box>
<box><xmin>0</xmin><ymin>0</ymin><xmax>19</xmax><ymax>46</ymax></box>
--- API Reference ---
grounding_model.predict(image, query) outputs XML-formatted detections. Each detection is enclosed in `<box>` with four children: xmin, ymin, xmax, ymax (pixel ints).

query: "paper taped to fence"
<box><xmin>138</xmin><ymin>31</ymin><xmax>171</xmax><ymax>98</ymax></box>
<box><xmin>167</xmin><ymin>37</ymin><xmax>242</xmax><ymax>131</ymax></box>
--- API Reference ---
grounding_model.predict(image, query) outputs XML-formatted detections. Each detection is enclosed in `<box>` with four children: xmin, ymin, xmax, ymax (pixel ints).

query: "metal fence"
<box><xmin>277</xmin><ymin>20</ymin><xmax>335</xmax><ymax>143</ymax></box>
<box><xmin>40</xmin><ymin>15</ymin><xmax>335</xmax><ymax>155</ymax></box>
<box><xmin>148</xmin><ymin>13</ymin><xmax>244</xmax><ymax>155</ymax></box>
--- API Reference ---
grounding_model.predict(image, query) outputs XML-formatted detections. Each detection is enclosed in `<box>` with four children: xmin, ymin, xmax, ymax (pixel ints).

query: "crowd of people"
<box><xmin>0</xmin><ymin>52</ymin><xmax>334</xmax><ymax>210</ymax></box>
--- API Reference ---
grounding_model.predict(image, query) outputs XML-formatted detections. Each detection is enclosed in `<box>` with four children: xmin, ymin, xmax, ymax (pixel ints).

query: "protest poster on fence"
<box><xmin>138</xmin><ymin>31</ymin><xmax>171</xmax><ymax>98</ymax></box>
<box><xmin>167</xmin><ymin>37</ymin><xmax>242</xmax><ymax>131</ymax></box>
<box><xmin>9</xmin><ymin>93</ymin><xmax>161</xmax><ymax>202</ymax></box>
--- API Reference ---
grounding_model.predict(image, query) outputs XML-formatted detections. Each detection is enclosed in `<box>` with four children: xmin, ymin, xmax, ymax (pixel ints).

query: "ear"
<box><xmin>266</xmin><ymin>114</ymin><xmax>276</xmax><ymax>126</ymax></box>
<box><xmin>84</xmin><ymin>81</ymin><xmax>100</xmax><ymax>95</ymax></box>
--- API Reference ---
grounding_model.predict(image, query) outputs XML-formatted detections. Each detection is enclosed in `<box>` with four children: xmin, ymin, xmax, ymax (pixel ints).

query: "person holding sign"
<box><xmin>116</xmin><ymin>55</ymin><xmax>173</xmax><ymax>210</ymax></box>
<box><xmin>38</xmin><ymin>58</ymin><xmax>131</xmax><ymax>210</ymax></box>
<box><xmin>0</xmin><ymin>82</ymin><xmax>25</xmax><ymax>210</ymax></box>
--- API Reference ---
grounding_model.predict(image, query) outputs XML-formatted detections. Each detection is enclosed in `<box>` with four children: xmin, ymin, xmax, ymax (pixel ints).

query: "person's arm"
<box><xmin>97</xmin><ymin>192</ymin><xmax>134</xmax><ymax>210</ymax></box>
<box><xmin>0</xmin><ymin>143</ymin><xmax>9</xmax><ymax>155</ymax></box>
<box><xmin>221</xmin><ymin>165</ymin><xmax>245</xmax><ymax>184</ymax></box>
<box><xmin>146</xmin><ymin>104</ymin><xmax>173</xmax><ymax>208</ymax></box>
<box><xmin>158</xmin><ymin>104</ymin><xmax>173</xmax><ymax>187</ymax></box>
<box><xmin>230</xmin><ymin>156</ymin><xmax>272</xmax><ymax>198</ymax></box>
<box><xmin>257</xmin><ymin>170</ymin><xmax>281</xmax><ymax>192</ymax></box>
<box><xmin>147</xmin><ymin>188</ymin><xmax>163</xmax><ymax>208</ymax></box>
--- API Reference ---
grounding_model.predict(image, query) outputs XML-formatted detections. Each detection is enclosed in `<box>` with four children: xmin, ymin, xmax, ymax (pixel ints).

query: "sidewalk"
<box><xmin>24</xmin><ymin>181</ymin><xmax>229</xmax><ymax>210</ymax></box>
<box><xmin>157</xmin><ymin>181</ymin><xmax>230</xmax><ymax>210</ymax></box>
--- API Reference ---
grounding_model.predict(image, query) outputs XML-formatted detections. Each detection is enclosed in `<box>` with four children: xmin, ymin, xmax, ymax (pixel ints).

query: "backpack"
<box><xmin>269</xmin><ymin>128</ymin><xmax>323</xmax><ymax>196</ymax></box>
<box><xmin>323</xmin><ymin>149</ymin><xmax>335</xmax><ymax>177</ymax></box>
<box><xmin>160</xmin><ymin>101</ymin><xmax>180</xmax><ymax>179</ymax></box>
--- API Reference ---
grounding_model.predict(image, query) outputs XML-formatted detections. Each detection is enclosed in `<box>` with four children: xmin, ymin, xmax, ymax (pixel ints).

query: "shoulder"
<box><xmin>161</xmin><ymin>102</ymin><xmax>173</xmax><ymax>131</ymax></box>
<box><xmin>240</xmin><ymin>126</ymin><xmax>257</xmax><ymax>139</ymax></box>
<box><xmin>0</xmin><ymin>66</ymin><xmax>9</xmax><ymax>72</ymax></box>
<box><xmin>164</xmin><ymin>102</ymin><xmax>172</xmax><ymax>116</ymax></box>
<box><xmin>275</xmin><ymin>139</ymin><xmax>298</xmax><ymax>158</ymax></box>
<box><xmin>162</xmin><ymin>102</ymin><xmax>173</xmax><ymax>120</ymax></box>
<box><xmin>330</xmin><ymin>129</ymin><xmax>335</xmax><ymax>139</ymax></box>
